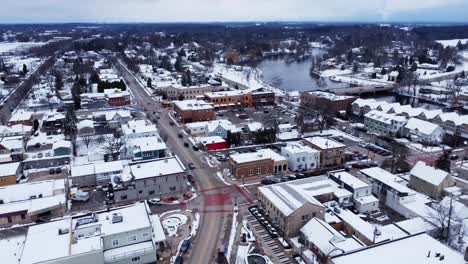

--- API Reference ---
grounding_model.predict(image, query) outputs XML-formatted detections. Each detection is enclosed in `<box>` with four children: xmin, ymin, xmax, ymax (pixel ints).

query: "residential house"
<box><xmin>403</xmin><ymin>118</ymin><xmax>444</xmax><ymax>145</ymax></box>
<box><xmin>120</xmin><ymin>136</ymin><xmax>167</xmax><ymax>161</ymax></box>
<box><xmin>0</xmin><ymin>162</ymin><xmax>21</xmax><ymax>186</ymax></box>
<box><xmin>409</xmin><ymin>161</ymin><xmax>454</xmax><ymax>199</ymax></box>
<box><xmin>71</xmin><ymin>160</ymin><xmax>124</xmax><ymax>187</ymax></box>
<box><xmin>364</xmin><ymin>110</ymin><xmax>407</xmax><ymax>136</ymax></box>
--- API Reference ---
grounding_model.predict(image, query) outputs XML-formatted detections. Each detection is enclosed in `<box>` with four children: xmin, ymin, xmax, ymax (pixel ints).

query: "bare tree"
<box><xmin>80</xmin><ymin>134</ymin><xmax>93</xmax><ymax>149</ymax></box>
<box><xmin>427</xmin><ymin>198</ymin><xmax>460</xmax><ymax>243</ymax></box>
<box><xmin>101</xmin><ymin>135</ymin><xmax>124</xmax><ymax>160</ymax></box>
<box><xmin>446</xmin><ymin>79</ymin><xmax>464</xmax><ymax>107</ymax></box>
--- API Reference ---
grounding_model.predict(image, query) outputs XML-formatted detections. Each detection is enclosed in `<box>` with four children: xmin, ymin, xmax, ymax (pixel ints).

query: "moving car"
<box><xmin>147</xmin><ymin>198</ymin><xmax>163</xmax><ymax>205</ymax></box>
<box><xmin>180</xmin><ymin>239</ymin><xmax>190</xmax><ymax>253</ymax></box>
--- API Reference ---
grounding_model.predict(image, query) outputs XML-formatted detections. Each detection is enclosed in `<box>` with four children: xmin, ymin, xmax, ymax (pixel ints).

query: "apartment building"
<box><xmin>302</xmin><ymin>137</ymin><xmax>346</xmax><ymax>168</ymax></box>
<box><xmin>281</xmin><ymin>141</ymin><xmax>320</xmax><ymax>172</ymax></box>
<box><xmin>364</xmin><ymin>110</ymin><xmax>407</xmax><ymax>136</ymax></box>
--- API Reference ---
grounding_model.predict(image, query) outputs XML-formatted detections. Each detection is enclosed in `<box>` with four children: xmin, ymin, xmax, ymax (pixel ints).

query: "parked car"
<box><xmin>261</xmin><ymin>179</ymin><xmax>273</xmax><ymax>185</ymax></box>
<box><xmin>180</xmin><ymin>239</ymin><xmax>190</xmax><ymax>253</ymax></box>
<box><xmin>188</xmin><ymin>162</ymin><xmax>196</xmax><ymax>169</ymax></box>
<box><xmin>147</xmin><ymin>198</ymin><xmax>162</xmax><ymax>206</ymax></box>
<box><xmin>169</xmin><ymin>121</ymin><xmax>175</xmax><ymax>126</ymax></box>
<box><xmin>174</xmin><ymin>256</ymin><xmax>183</xmax><ymax>264</ymax></box>
<box><xmin>178</xmin><ymin>133</ymin><xmax>183</xmax><ymax>138</ymax></box>
<box><xmin>71</xmin><ymin>191</ymin><xmax>90</xmax><ymax>202</ymax></box>
<box><xmin>192</xmin><ymin>145</ymin><xmax>199</xmax><ymax>151</ymax></box>
<box><xmin>184</xmin><ymin>142</ymin><xmax>189</xmax><ymax>147</ymax></box>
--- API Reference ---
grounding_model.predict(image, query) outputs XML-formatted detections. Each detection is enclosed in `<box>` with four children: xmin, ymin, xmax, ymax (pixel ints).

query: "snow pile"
<box><xmin>226</xmin><ymin>206</ymin><xmax>239</xmax><ymax>263</ymax></box>
<box><xmin>216</xmin><ymin>171</ymin><xmax>231</xmax><ymax>186</ymax></box>
<box><xmin>162</xmin><ymin>214</ymin><xmax>188</xmax><ymax>237</ymax></box>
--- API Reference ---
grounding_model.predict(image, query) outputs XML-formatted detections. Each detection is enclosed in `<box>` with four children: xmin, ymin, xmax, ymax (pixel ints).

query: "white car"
<box><xmin>147</xmin><ymin>198</ymin><xmax>163</xmax><ymax>205</ymax></box>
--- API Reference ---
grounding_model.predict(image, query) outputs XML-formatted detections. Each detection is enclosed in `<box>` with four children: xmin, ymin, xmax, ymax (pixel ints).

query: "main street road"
<box><xmin>115</xmin><ymin>59</ymin><xmax>236</xmax><ymax>263</ymax></box>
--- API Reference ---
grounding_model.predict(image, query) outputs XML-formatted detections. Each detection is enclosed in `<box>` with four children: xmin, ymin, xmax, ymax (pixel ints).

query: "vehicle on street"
<box><xmin>169</xmin><ymin>121</ymin><xmax>175</xmax><ymax>126</ymax></box>
<box><xmin>178</xmin><ymin>133</ymin><xmax>183</xmax><ymax>138</ymax></box>
<box><xmin>188</xmin><ymin>162</ymin><xmax>195</xmax><ymax>169</ymax></box>
<box><xmin>192</xmin><ymin>145</ymin><xmax>199</xmax><ymax>151</ymax></box>
<box><xmin>180</xmin><ymin>239</ymin><xmax>190</xmax><ymax>253</ymax></box>
<box><xmin>184</xmin><ymin>142</ymin><xmax>189</xmax><ymax>147</ymax></box>
<box><xmin>147</xmin><ymin>198</ymin><xmax>163</xmax><ymax>205</ymax></box>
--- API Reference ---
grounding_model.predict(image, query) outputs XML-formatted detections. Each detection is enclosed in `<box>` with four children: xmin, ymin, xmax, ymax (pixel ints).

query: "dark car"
<box><xmin>174</xmin><ymin>256</ymin><xmax>183</xmax><ymax>264</ymax></box>
<box><xmin>180</xmin><ymin>239</ymin><xmax>190</xmax><ymax>253</ymax></box>
<box><xmin>178</xmin><ymin>133</ymin><xmax>183</xmax><ymax>138</ymax></box>
<box><xmin>192</xmin><ymin>145</ymin><xmax>199</xmax><ymax>151</ymax></box>
<box><xmin>261</xmin><ymin>179</ymin><xmax>273</xmax><ymax>185</ymax></box>
<box><xmin>169</xmin><ymin>121</ymin><xmax>175</xmax><ymax>126</ymax></box>
<box><xmin>188</xmin><ymin>162</ymin><xmax>195</xmax><ymax>169</ymax></box>
<box><xmin>184</xmin><ymin>142</ymin><xmax>189</xmax><ymax>147</ymax></box>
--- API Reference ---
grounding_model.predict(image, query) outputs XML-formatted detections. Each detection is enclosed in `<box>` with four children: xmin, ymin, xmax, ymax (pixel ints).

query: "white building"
<box><xmin>364</xmin><ymin>110</ymin><xmax>407</xmax><ymax>136</ymax></box>
<box><xmin>403</xmin><ymin>118</ymin><xmax>444</xmax><ymax>145</ymax></box>
<box><xmin>185</xmin><ymin>119</ymin><xmax>237</xmax><ymax>138</ymax></box>
<box><xmin>121</xmin><ymin>120</ymin><xmax>158</xmax><ymax>140</ymax></box>
<box><xmin>0</xmin><ymin>202</ymin><xmax>166</xmax><ymax>264</ymax></box>
<box><xmin>281</xmin><ymin>141</ymin><xmax>320</xmax><ymax>171</ymax></box>
<box><xmin>328</xmin><ymin>170</ymin><xmax>379</xmax><ymax>213</ymax></box>
<box><xmin>71</xmin><ymin>160</ymin><xmax>124</xmax><ymax>187</ymax></box>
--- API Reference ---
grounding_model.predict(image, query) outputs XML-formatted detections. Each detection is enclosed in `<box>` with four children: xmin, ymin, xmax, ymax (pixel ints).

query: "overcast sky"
<box><xmin>1</xmin><ymin>0</ymin><xmax>467</xmax><ymax>23</ymax></box>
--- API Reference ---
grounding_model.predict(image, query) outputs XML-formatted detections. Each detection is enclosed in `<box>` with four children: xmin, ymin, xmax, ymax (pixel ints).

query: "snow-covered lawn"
<box><xmin>0</xmin><ymin>42</ymin><xmax>46</xmax><ymax>53</ymax></box>
<box><xmin>162</xmin><ymin>214</ymin><xmax>188</xmax><ymax>237</ymax></box>
<box><xmin>329</xmin><ymin>75</ymin><xmax>393</xmax><ymax>86</ymax></box>
<box><xmin>394</xmin><ymin>138</ymin><xmax>446</xmax><ymax>153</ymax></box>
<box><xmin>436</xmin><ymin>39</ymin><xmax>468</xmax><ymax>47</ymax></box>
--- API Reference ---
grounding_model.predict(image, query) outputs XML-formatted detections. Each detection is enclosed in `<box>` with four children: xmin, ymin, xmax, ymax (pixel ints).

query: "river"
<box><xmin>257</xmin><ymin>58</ymin><xmax>349</xmax><ymax>92</ymax></box>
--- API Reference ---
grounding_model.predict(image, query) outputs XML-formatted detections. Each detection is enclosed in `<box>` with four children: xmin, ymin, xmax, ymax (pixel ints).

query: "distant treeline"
<box><xmin>412</xmin><ymin>25</ymin><xmax>468</xmax><ymax>41</ymax></box>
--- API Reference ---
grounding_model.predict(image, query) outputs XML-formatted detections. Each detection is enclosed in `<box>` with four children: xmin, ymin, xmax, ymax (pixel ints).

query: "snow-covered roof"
<box><xmin>0</xmin><ymin>136</ymin><xmax>24</xmax><ymax>150</ymax></box>
<box><xmin>198</xmin><ymin>136</ymin><xmax>225</xmax><ymax>145</ymax></box>
<box><xmin>333</xmin><ymin>208</ymin><xmax>390</xmax><ymax>244</ymax></box>
<box><xmin>126</xmin><ymin>156</ymin><xmax>185</xmax><ymax>181</ymax></box>
<box><xmin>122</xmin><ymin>119</ymin><xmax>158</xmax><ymax>136</ymax></box>
<box><xmin>330</xmin><ymin>233</ymin><xmax>463</xmax><ymax>264</ymax></box>
<box><xmin>173</xmin><ymin>99</ymin><xmax>214</xmax><ymax>111</ymax></box>
<box><xmin>410</xmin><ymin>161</ymin><xmax>449</xmax><ymax>186</ymax></box>
<box><xmin>303</xmin><ymin>136</ymin><xmax>345</xmax><ymax>149</ymax></box>
<box><xmin>329</xmin><ymin>171</ymin><xmax>370</xmax><ymax>190</ymax></box>
<box><xmin>77</xmin><ymin>119</ymin><xmax>94</xmax><ymax>130</ymax></box>
<box><xmin>9</xmin><ymin>111</ymin><xmax>33</xmax><ymax>122</ymax></box>
<box><xmin>230</xmin><ymin>148</ymin><xmax>286</xmax><ymax>164</ymax></box>
<box><xmin>360</xmin><ymin>167</ymin><xmax>414</xmax><ymax>195</ymax></box>
<box><xmin>0</xmin><ymin>179</ymin><xmax>66</xmax><ymax>217</ymax></box>
<box><xmin>0</xmin><ymin>235</ymin><xmax>26</xmax><ymax>264</ymax></box>
<box><xmin>258</xmin><ymin>176</ymin><xmax>350</xmax><ymax>216</ymax></box>
<box><xmin>71</xmin><ymin>161</ymin><xmax>124</xmax><ymax>177</ymax></box>
<box><xmin>0</xmin><ymin>124</ymin><xmax>32</xmax><ymax>135</ymax></box>
<box><xmin>393</xmin><ymin>217</ymin><xmax>436</xmax><ymax>235</ymax></box>
<box><xmin>205</xmin><ymin>90</ymin><xmax>247</xmax><ymax>97</ymax></box>
<box><xmin>246</xmin><ymin>122</ymin><xmax>263</xmax><ymax>132</ymax></box>
<box><xmin>0</xmin><ymin>162</ymin><xmax>20</xmax><ymax>177</ymax></box>
<box><xmin>282</xmin><ymin>141</ymin><xmax>320</xmax><ymax>155</ymax></box>
<box><xmin>365</xmin><ymin>110</ymin><xmax>407</xmax><ymax>124</ymax></box>
<box><xmin>125</xmin><ymin>136</ymin><xmax>167</xmax><ymax>152</ymax></box>
<box><xmin>301</xmin><ymin>218</ymin><xmax>364</xmax><ymax>256</ymax></box>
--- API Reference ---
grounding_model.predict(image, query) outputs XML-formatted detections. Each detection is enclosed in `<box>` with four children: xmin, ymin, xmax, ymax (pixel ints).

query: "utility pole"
<box><xmin>447</xmin><ymin>196</ymin><xmax>453</xmax><ymax>244</ymax></box>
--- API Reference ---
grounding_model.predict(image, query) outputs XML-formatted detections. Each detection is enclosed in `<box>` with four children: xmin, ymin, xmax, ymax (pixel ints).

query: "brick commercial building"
<box><xmin>173</xmin><ymin>99</ymin><xmax>215</xmax><ymax>123</ymax></box>
<box><xmin>251</xmin><ymin>88</ymin><xmax>275</xmax><ymax>106</ymax></box>
<box><xmin>161</xmin><ymin>85</ymin><xmax>222</xmax><ymax>100</ymax></box>
<box><xmin>301</xmin><ymin>91</ymin><xmax>356</xmax><ymax>114</ymax></box>
<box><xmin>229</xmin><ymin>148</ymin><xmax>287</xmax><ymax>181</ymax></box>
<box><xmin>303</xmin><ymin>137</ymin><xmax>346</xmax><ymax>168</ymax></box>
<box><xmin>204</xmin><ymin>90</ymin><xmax>252</xmax><ymax>108</ymax></box>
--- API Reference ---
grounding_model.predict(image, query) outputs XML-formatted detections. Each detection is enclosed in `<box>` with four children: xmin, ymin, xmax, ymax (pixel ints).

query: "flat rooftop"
<box><xmin>330</xmin><ymin>233</ymin><xmax>463</xmax><ymax>264</ymax></box>
<box><xmin>230</xmin><ymin>148</ymin><xmax>286</xmax><ymax>164</ymax></box>
<box><xmin>126</xmin><ymin>156</ymin><xmax>185</xmax><ymax>181</ymax></box>
<box><xmin>304</xmin><ymin>136</ymin><xmax>346</xmax><ymax>149</ymax></box>
<box><xmin>173</xmin><ymin>100</ymin><xmax>214</xmax><ymax>111</ymax></box>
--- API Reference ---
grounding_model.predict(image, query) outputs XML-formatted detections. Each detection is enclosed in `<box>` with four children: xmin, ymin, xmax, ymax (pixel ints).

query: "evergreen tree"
<box><xmin>434</xmin><ymin>151</ymin><xmax>451</xmax><ymax>172</ymax></box>
<box><xmin>22</xmin><ymin>64</ymin><xmax>28</xmax><ymax>75</ymax></box>
<box><xmin>147</xmin><ymin>77</ymin><xmax>152</xmax><ymax>88</ymax></box>
<box><xmin>64</xmin><ymin>108</ymin><xmax>77</xmax><ymax>138</ymax></box>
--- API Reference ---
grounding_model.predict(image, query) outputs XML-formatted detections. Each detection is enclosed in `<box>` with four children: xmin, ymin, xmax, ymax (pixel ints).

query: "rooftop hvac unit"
<box><xmin>112</xmin><ymin>213</ymin><xmax>123</xmax><ymax>224</ymax></box>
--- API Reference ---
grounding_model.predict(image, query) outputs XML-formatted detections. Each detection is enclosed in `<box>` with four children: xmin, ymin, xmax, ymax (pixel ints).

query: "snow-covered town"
<box><xmin>1</xmin><ymin>3</ymin><xmax>468</xmax><ymax>264</ymax></box>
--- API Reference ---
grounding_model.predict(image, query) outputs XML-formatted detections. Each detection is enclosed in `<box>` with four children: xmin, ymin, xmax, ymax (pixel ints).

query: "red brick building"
<box><xmin>173</xmin><ymin>100</ymin><xmax>215</xmax><ymax>123</ymax></box>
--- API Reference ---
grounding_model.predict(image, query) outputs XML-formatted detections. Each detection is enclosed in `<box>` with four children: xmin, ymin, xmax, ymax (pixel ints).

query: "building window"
<box><xmin>128</xmin><ymin>235</ymin><xmax>137</xmax><ymax>242</ymax></box>
<box><xmin>149</xmin><ymin>190</ymin><xmax>155</xmax><ymax>195</ymax></box>
<box><xmin>112</xmin><ymin>239</ymin><xmax>119</xmax><ymax>246</ymax></box>
<box><xmin>249</xmin><ymin>168</ymin><xmax>253</xmax><ymax>176</ymax></box>
<box><xmin>131</xmin><ymin>256</ymin><xmax>141</xmax><ymax>262</ymax></box>
<box><xmin>142</xmin><ymin>232</ymin><xmax>149</xmax><ymax>237</ymax></box>
<box><xmin>120</xmin><ymin>195</ymin><xmax>127</xmax><ymax>200</ymax></box>
<box><xmin>169</xmin><ymin>186</ymin><xmax>176</xmax><ymax>191</ymax></box>
<box><xmin>257</xmin><ymin>167</ymin><xmax>261</xmax><ymax>174</ymax></box>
